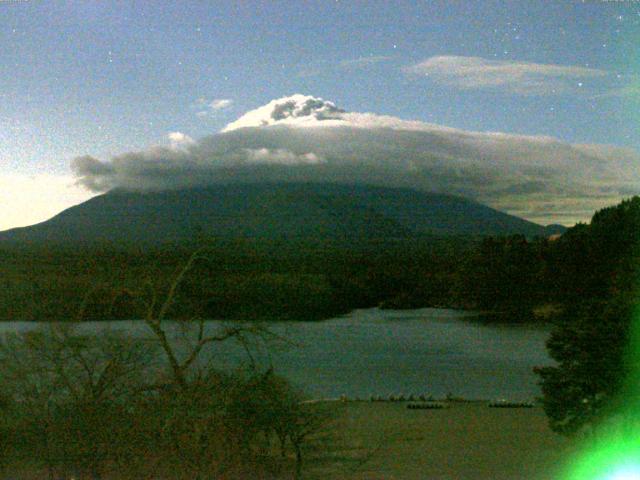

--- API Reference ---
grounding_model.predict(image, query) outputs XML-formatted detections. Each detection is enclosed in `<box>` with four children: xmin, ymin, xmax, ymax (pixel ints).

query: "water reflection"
<box><xmin>0</xmin><ymin>308</ymin><xmax>551</xmax><ymax>401</ymax></box>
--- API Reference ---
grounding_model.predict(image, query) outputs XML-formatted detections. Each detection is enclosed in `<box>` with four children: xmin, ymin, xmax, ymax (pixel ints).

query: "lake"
<box><xmin>0</xmin><ymin>308</ymin><xmax>552</xmax><ymax>401</ymax></box>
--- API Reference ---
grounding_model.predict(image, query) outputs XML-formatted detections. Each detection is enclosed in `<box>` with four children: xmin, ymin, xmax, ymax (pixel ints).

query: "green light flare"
<box><xmin>561</xmin><ymin>303</ymin><xmax>640</xmax><ymax>479</ymax></box>
<box><xmin>563</xmin><ymin>434</ymin><xmax>640</xmax><ymax>480</ymax></box>
<box><xmin>608</xmin><ymin>467</ymin><xmax>640</xmax><ymax>480</ymax></box>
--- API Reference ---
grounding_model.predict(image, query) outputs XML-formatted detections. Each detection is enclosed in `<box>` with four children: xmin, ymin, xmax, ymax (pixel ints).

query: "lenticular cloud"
<box><xmin>72</xmin><ymin>94</ymin><xmax>640</xmax><ymax>225</ymax></box>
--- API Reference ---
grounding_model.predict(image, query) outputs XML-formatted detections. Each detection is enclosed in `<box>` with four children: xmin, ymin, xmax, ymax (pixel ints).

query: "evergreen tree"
<box><xmin>535</xmin><ymin>197</ymin><xmax>640</xmax><ymax>435</ymax></box>
<box><xmin>534</xmin><ymin>295</ymin><xmax>635</xmax><ymax>435</ymax></box>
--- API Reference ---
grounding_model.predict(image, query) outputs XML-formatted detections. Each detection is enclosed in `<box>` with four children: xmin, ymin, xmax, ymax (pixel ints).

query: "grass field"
<box><xmin>0</xmin><ymin>400</ymin><xmax>575</xmax><ymax>479</ymax></box>
<box><xmin>307</xmin><ymin>401</ymin><xmax>575</xmax><ymax>480</ymax></box>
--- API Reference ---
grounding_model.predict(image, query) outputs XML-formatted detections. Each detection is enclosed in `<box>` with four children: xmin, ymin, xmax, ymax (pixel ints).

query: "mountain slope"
<box><xmin>0</xmin><ymin>183</ymin><xmax>562</xmax><ymax>244</ymax></box>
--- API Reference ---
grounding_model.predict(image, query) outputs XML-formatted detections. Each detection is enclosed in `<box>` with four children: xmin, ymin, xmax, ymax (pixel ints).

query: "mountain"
<box><xmin>0</xmin><ymin>183</ymin><xmax>564</xmax><ymax>245</ymax></box>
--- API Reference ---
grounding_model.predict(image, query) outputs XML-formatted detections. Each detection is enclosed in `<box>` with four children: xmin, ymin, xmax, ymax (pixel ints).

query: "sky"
<box><xmin>1</xmin><ymin>0</ymin><xmax>639</xmax><ymax>230</ymax></box>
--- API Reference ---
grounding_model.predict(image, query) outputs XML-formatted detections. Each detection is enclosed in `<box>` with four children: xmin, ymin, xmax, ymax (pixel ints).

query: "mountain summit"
<box><xmin>222</xmin><ymin>94</ymin><xmax>346</xmax><ymax>131</ymax></box>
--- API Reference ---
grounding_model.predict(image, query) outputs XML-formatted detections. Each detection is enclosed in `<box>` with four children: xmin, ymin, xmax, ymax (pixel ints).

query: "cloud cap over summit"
<box><xmin>72</xmin><ymin>94</ymin><xmax>640</xmax><ymax>225</ymax></box>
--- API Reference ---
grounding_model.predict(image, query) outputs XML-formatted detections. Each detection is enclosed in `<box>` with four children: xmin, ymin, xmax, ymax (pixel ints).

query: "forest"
<box><xmin>1</xmin><ymin>197</ymin><xmax>637</xmax><ymax>324</ymax></box>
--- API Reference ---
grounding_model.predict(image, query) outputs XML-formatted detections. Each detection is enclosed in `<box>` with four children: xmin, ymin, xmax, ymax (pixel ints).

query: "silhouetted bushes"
<box><xmin>0</xmin><ymin>324</ymin><xmax>332</xmax><ymax>479</ymax></box>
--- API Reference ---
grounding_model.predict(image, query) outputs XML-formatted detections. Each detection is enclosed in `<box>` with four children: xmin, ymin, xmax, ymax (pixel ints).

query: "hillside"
<box><xmin>0</xmin><ymin>183</ymin><xmax>562</xmax><ymax>245</ymax></box>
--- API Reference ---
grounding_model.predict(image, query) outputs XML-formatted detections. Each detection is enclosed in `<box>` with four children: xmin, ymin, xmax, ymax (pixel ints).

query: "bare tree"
<box><xmin>138</xmin><ymin>249</ymin><xmax>282</xmax><ymax>390</ymax></box>
<box><xmin>128</xmin><ymin>250</ymin><xmax>287</xmax><ymax>478</ymax></box>
<box><xmin>0</xmin><ymin>250</ymin><xmax>339</xmax><ymax>480</ymax></box>
<box><xmin>0</xmin><ymin>324</ymin><xmax>157</xmax><ymax>479</ymax></box>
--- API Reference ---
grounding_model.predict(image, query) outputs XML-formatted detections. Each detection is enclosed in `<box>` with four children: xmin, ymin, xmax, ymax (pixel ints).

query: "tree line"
<box><xmin>0</xmin><ymin>237</ymin><xmax>470</xmax><ymax>322</ymax></box>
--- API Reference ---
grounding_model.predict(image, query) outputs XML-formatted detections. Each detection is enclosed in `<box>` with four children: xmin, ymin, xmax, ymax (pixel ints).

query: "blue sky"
<box><xmin>1</xmin><ymin>0</ymin><xmax>639</xmax><ymax>229</ymax></box>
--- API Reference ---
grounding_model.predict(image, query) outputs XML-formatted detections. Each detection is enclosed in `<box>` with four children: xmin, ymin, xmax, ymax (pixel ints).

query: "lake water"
<box><xmin>0</xmin><ymin>308</ymin><xmax>552</xmax><ymax>401</ymax></box>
